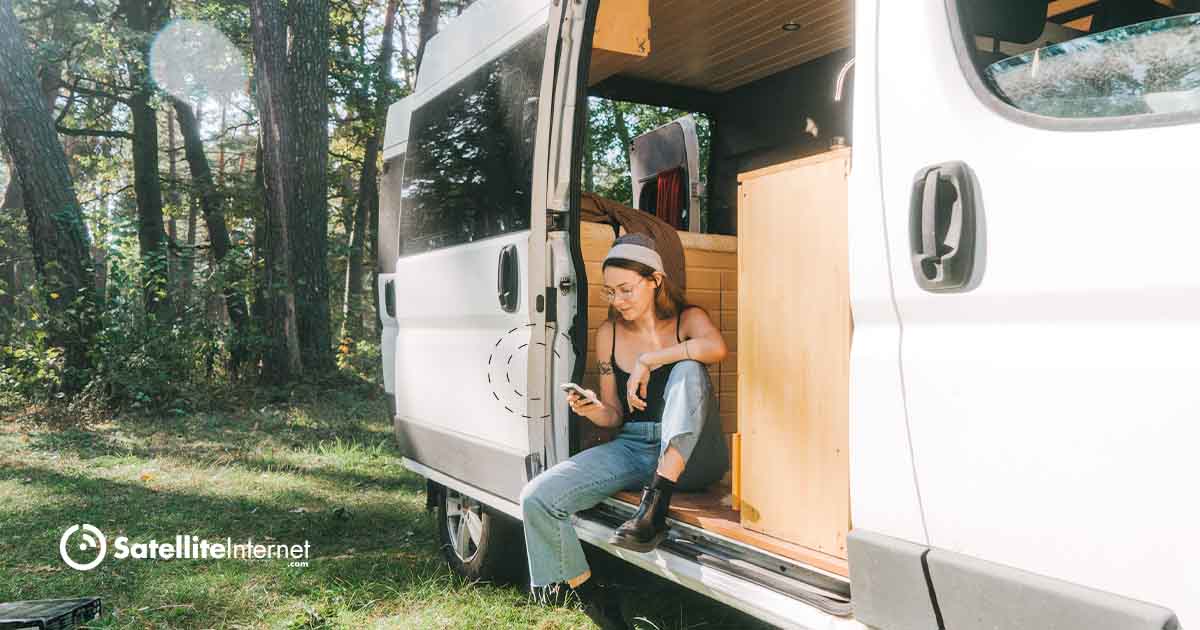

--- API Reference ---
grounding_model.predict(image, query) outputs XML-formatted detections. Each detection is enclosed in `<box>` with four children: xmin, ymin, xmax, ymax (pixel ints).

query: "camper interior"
<box><xmin>567</xmin><ymin>0</ymin><xmax>1196</xmax><ymax>586</ymax></box>
<box><xmin>573</xmin><ymin>0</ymin><xmax>856</xmax><ymax>581</ymax></box>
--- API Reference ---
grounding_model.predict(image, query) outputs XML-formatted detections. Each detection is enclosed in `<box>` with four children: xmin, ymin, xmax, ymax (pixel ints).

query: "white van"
<box><xmin>376</xmin><ymin>1</ymin><xmax>1198</xmax><ymax>628</ymax></box>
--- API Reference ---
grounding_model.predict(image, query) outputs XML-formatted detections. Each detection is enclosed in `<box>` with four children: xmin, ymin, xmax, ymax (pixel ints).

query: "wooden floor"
<box><xmin>613</xmin><ymin>487</ymin><xmax>849</xmax><ymax>578</ymax></box>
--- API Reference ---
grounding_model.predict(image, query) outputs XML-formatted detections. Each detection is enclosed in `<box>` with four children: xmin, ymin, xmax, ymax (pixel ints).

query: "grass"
<box><xmin>0</xmin><ymin>382</ymin><xmax>774</xmax><ymax>629</ymax></box>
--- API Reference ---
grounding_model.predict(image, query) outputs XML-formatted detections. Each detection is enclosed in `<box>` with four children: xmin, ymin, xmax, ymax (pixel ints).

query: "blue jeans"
<box><xmin>519</xmin><ymin>360</ymin><xmax>728</xmax><ymax>588</ymax></box>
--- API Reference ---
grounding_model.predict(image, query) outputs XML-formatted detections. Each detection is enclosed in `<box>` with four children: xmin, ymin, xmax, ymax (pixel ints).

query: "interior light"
<box><xmin>782</xmin><ymin>21</ymin><xmax>802</xmax><ymax>32</ymax></box>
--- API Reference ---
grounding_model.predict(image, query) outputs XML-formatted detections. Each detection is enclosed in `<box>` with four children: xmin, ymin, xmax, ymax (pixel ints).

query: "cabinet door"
<box><xmin>737</xmin><ymin>149</ymin><xmax>851</xmax><ymax>559</ymax></box>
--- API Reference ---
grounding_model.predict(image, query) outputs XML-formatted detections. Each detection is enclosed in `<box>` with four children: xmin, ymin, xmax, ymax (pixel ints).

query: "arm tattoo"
<box><xmin>597</xmin><ymin>360</ymin><xmax>613</xmax><ymax>375</ymax></box>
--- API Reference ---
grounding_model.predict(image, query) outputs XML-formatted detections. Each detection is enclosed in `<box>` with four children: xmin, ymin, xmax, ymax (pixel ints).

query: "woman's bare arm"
<box><xmin>637</xmin><ymin>306</ymin><xmax>728</xmax><ymax>369</ymax></box>
<box><xmin>588</xmin><ymin>321</ymin><xmax>625</xmax><ymax>428</ymax></box>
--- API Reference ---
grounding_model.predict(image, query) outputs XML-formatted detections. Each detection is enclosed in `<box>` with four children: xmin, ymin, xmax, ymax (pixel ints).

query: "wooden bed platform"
<box><xmin>612</xmin><ymin>488</ymin><xmax>850</xmax><ymax>578</ymax></box>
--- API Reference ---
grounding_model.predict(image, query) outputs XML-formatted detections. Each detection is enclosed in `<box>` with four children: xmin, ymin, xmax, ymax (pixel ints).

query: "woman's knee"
<box><xmin>520</xmin><ymin>475</ymin><xmax>559</xmax><ymax>519</ymax></box>
<box><xmin>666</xmin><ymin>360</ymin><xmax>710</xmax><ymax>388</ymax></box>
<box><xmin>520</xmin><ymin>461</ymin><xmax>598</xmax><ymax>520</ymax></box>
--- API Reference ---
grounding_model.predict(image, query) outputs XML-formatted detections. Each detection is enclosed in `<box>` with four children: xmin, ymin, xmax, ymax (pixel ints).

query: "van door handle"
<box><xmin>497</xmin><ymin>245</ymin><xmax>519</xmax><ymax>312</ymax></box>
<box><xmin>908</xmin><ymin>161</ymin><xmax>984</xmax><ymax>292</ymax></box>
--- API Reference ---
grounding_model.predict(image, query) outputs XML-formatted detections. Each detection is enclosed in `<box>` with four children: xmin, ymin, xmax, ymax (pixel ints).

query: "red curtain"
<box><xmin>655</xmin><ymin>168</ymin><xmax>684</xmax><ymax>229</ymax></box>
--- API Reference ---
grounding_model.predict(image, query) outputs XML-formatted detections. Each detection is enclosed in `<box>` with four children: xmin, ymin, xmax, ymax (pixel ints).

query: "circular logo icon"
<box><xmin>59</xmin><ymin>524</ymin><xmax>107</xmax><ymax>571</ymax></box>
<box><xmin>488</xmin><ymin>324</ymin><xmax>574</xmax><ymax>419</ymax></box>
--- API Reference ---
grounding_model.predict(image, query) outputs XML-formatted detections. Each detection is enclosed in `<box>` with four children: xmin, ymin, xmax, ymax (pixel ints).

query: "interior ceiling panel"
<box><xmin>614</xmin><ymin>0</ymin><xmax>854</xmax><ymax>93</ymax></box>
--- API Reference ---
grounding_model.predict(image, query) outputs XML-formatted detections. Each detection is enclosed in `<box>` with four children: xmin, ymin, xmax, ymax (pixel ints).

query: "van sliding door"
<box><xmin>379</xmin><ymin>0</ymin><xmax>566</xmax><ymax>504</ymax></box>
<box><xmin>876</xmin><ymin>0</ymin><xmax>1200</xmax><ymax>621</ymax></box>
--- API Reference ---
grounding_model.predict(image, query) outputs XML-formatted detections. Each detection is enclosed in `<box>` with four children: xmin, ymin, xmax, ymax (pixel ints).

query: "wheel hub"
<box><xmin>444</xmin><ymin>490</ymin><xmax>484</xmax><ymax>563</ymax></box>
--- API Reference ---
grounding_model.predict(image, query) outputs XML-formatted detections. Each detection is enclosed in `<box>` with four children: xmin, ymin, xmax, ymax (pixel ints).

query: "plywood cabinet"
<box><xmin>588</xmin><ymin>0</ymin><xmax>651</xmax><ymax>85</ymax></box>
<box><xmin>736</xmin><ymin>148</ymin><xmax>851</xmax><ymax>559</ymax></box>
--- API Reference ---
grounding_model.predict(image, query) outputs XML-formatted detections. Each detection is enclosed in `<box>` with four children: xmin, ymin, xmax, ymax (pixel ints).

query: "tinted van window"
<box><xmin>400</xmin><ymin>30</ymin><xmax>547</xmax><ymax>256</ymax></box>
<box><xmin>955</xmin><ymin>0</ymin><xmax>1200</xmax><ymax>121</ymax></box>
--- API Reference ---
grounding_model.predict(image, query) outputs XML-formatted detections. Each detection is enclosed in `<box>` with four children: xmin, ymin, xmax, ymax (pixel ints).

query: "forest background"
<box><xmin>0</xmin><ymin>0</ymin><xmax>708</xmax><ymax>413</ymax></box>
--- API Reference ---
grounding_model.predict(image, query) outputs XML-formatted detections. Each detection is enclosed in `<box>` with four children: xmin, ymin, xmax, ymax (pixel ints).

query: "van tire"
<box><xmin>432</xmin><ymin>483</ymin><xmax>527</xmax><ymax>584</ymax></box>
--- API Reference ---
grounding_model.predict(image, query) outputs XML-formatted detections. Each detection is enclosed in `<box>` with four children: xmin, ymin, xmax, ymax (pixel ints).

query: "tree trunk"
<box><xmin>174</xmin><ymin>97</ymin><xmax>252</xmax><ymax>378</ymax></box>
<box><xmin>216</xmin><ymin>101</ymin><xmax>227</xmax><ymax>186</ymax></box>
<box><xmin>342</xmin><ymin>0</ymin><xmax>397</xmax><ymax>344</ymax></box>
<box><xmin>122</xmin><ymin>0</ymin><xmax>172</xmax><ymax>320</ymax></box>
<box><xmin>250</xmin><ymin>141</ymin><xmax>268</xmax><ymax>371</ymax></box>
<box><xmin>285</xmin><ymin>0</ymin><xmax>333</xmax><ymax>374</ymax></box>
<box><xmin>611</xmin><ymin>100</ymin><xmax>632</xmax><ymax>176</ymax></box>
<box><xmin>398</xmin><ymin>2</ymin><xmax>413</xmax><ymax>90</ymax></box>
<box><xmin>341</xmin><ymin>158</ymin><xmax>370</xmax><ymax>342</ymax></box>
<box><xmin>415</xmin><ymin>0</ymin><xmax>440</xmax><ymax>74</ymax></box>
<box><xmin>1</xmin><ymin>152</ymin><xmax>20</xmax><ymax>330</ymax></box>
<box><xmin>0</xmin><ymin>0</ymin><xmax>97</xmax><ymax>391</ymax></box>
<box><xmin>167</xmin><ymin>105</ymin><xmax>189</xmax><ymax>316</ymax></box>
<box><xmin>250</xmin><ymin>0</ymin><xmax>303</xmax><ymax>383</ymax></box>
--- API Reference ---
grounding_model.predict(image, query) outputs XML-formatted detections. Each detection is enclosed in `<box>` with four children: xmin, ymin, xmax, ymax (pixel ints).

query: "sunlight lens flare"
<box><xmin>150</xmin><ymin>20</ymin><xmax>247</xmax><ymax>103</ymax></box>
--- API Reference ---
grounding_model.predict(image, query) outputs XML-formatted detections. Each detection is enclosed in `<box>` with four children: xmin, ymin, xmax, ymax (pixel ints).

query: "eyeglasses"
<box><xmin>602</xmin><ymin>278</ymin><xmax>649</xmax><ymax>303</ymax></box>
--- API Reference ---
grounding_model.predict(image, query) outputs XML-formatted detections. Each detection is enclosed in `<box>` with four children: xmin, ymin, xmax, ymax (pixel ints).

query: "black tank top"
<box><xmin>611</xmin><ymin>307</ymin><xmax>692</xmax><ymax>424</ymax></box>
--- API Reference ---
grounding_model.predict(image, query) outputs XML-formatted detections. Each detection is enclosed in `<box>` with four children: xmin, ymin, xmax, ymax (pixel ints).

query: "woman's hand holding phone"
<box><xmin>562</xmin><ymin>384</ymin><xmax>604</xmax><ymax>422</ymax></box>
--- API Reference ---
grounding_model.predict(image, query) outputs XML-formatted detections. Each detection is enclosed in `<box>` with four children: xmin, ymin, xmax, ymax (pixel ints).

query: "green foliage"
<box><xmin>336</xmin><ymin>336</ymin><xmax>382</xmax><ymax>386</ymax></box>
<box><xmin>0</xmin><ymin>216</ymin><xmax>264</xmax><ymax>413</ymax></box>
<box><xmin>0</xmin><ymin>279</ymin><xmax>98</xmax><ymax>408</ymax></box>
<box><xmin>0</xmin><ymin>0</ymin><xmax>462</xmax><ymax>410</ymax></box>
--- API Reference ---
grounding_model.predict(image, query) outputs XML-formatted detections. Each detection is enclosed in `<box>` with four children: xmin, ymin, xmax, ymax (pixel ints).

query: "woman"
<box><xmin>520</xmin><ymin>233</ymin><xmax>730</xmax><ymax>628</ymax></box>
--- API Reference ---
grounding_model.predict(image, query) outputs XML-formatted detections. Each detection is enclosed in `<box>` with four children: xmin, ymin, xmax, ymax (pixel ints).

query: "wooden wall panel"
<box><xmin>736</xmin><ymin>148</ymin><xmax>850</xmax><ymax>559</ymax></box>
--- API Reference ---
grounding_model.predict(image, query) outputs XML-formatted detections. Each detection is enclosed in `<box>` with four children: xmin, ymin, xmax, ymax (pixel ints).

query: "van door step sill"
<box><xmin>581</xmin><ymin>502</ymin><xmax>852</xmax><ymax>617</ymax></box>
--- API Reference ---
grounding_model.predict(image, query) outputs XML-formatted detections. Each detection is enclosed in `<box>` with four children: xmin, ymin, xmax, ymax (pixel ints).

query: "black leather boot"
<box><xmin>609</xmin><ymin>475</ymin><xmax>674</xmax><ymax>552</ymax></box>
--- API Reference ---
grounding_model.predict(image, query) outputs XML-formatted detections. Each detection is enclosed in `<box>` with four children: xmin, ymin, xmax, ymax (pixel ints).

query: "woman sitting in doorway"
<box><xmin>521</xmin><ymin>232</ymin><xmax>730</xmax><ymax>628</ymax></box>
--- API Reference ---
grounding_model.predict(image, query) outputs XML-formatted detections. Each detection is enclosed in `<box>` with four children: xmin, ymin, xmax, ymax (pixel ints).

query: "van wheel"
<box><xmin>434</xmin><ymin>485</ymin><xmax>526</xmax><ymax>584</ymax></box>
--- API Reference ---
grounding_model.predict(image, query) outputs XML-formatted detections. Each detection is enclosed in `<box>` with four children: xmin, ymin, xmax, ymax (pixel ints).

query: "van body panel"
<box><xmin>377</xmin><ymin>275</ymin><xmax>397</xmax><ymax>396</ymax></box>
<box><xmin>927</xmin><ymin>546</ymin><xmax>1180</xmax><ymax>630</ymax></box>
<box><xmin>393</xmin><ymin>417</ymin><xmax>530</xmax><ymax>501</ymax></box>
<box><xmin>879</xmin><ymin>0</ymin><xmax>1200</xmax><ymax>621</ymax></box>
<box><xmin>413</xmin><ymin>0</ymin><xmax>552</xmax><ymax>104</ymax></box>
<box><xmin>402</xmin><ymin>456</ymin><xmax>524</xmax><ymax>520</ymax></box>
<box><xmin>846</xmin><ymin>0</ymin><xmax>931</xmax><ymax>546</ymax></box>
<box><xmin>547</xmin><ymin>231</ymin><xmax>576</xmax><ymax>465</ymax></box>
<box><xmin>381</xmin><ymin>97</ymin><xmax>411</xmax><ymax>162</ymax></box>
<box><xmin>846</xmin><ymin>530</ymin><xmax>940</xmax><ymax>630</ymax></box>
<box><xmin>380</xmin><ymin>0</ymin><xmax>566</xmax><ymax>501</ymax></box>
<box><xmin>391</xmin><ymin>232</ymin><xmax>533</xmax><ymax>453</ymax></box>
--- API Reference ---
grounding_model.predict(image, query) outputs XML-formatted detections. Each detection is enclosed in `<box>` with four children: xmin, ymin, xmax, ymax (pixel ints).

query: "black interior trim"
<box><xmin>589</xmin><ymin>75</ymin><xmax>722</xmax><ymax>114</ymax></box>
<box><xmin>566</xmin><ymin>0</ymin><xmax>602</xmax><ymax>456</ymax></box>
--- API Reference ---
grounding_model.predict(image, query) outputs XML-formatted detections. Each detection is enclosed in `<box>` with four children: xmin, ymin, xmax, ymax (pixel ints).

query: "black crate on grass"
<box><xmin>0</xmin><ymin>598</ymin><xmax>101</xmax><ymax>630</ymax></box>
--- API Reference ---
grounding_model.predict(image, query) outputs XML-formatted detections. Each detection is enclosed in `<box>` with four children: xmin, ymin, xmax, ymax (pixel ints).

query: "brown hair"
<box><xmin>602</xmin><ymin>233</ymin><xmax>690</xmax><ymax>322</ymax></box>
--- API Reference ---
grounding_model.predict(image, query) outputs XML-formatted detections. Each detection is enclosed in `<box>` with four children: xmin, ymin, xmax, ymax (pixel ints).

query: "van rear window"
<box><xmin>400</xmin><ymin>30</ymin><xmax>547</xmax><ymax>256</ymax></box>
<box><xmin>954</xmin><ymin>0</ymin><xmax>1200</xmax><ymax>122</ymax></box>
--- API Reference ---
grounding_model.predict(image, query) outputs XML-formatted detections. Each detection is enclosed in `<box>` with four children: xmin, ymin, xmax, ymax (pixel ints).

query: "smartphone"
<box><xmin>559</xmin><ymin>382</ymin><xmax>601</xmax><ymax>406</ymax></box>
